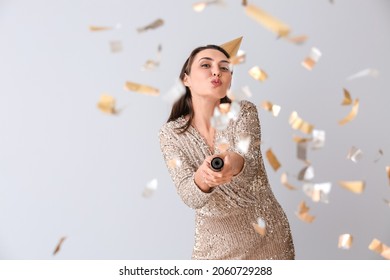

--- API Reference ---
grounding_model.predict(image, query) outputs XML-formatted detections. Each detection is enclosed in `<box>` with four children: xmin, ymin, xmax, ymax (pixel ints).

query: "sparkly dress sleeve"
<box><xmin>159</xmin><ymin>126</ymin><xmax>214</xmax><ymax>209</ymax></box>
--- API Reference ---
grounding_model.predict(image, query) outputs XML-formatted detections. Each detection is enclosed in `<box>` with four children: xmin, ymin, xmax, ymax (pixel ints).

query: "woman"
<box><xmin>159</xmin><ymin>42</ymin><xmax>295</xmax><ymax>259</ymax></box>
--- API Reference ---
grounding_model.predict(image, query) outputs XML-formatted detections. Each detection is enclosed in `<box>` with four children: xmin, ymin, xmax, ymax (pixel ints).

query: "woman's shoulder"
<box><xmin>159</xmin><ymin>116</ymin><xmax>185</xmax><ymax>137</ymax></box>
<box><xmin>238</xmin><ymin>99</ymin><xmax>258</xmax><ymax>115</ymax></box>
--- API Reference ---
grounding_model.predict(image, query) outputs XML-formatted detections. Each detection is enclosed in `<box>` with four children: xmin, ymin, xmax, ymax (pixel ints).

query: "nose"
<box><xmin>213</xmin><ymin>72</ymin><xmax>221</xmax><ymax>77</ymax></box>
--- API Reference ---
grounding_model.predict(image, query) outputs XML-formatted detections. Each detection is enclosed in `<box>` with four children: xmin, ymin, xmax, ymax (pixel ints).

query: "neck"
<box><xmin>191</xmin><ymin>97</ymin><xmax>220</xmax><ymax>131</ymax></box>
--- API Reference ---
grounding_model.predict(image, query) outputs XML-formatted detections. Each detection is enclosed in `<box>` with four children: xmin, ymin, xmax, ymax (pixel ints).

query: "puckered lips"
<box><xmin>211</xmin><ymin>78</ymin><xmax>222</xmax><ymax>87</ymax></box>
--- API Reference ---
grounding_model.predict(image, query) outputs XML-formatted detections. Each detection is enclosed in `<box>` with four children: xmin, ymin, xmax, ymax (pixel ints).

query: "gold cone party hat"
<box><xmin>220</xmin><ymin>36</ymin><xmax>243</xmax><ymax>57</ymax></box>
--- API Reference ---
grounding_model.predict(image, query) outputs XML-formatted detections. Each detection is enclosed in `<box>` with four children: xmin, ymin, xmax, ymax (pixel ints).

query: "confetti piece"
<box><xmin>53</xmin><ymin>236</ymin><xmax>66</xmax><ymax>256</ymax></box>
<box><xmin>252</xmin><ymin>217</ymin><xmax>266</xmax><ymax>236</ymax></box>
<box><xmin>303</xmin><ymin>182</ymin><xmax>331</xmax><ymax>203</ymax></box>
<box><xmin>292</xmin><ymin>136</ymin><xmax>311</xmax><ymax>143</ymax></box>
<box><xmin>297</xmin><ymin>141</ymin><xmax>308</xmax><ymax>162</ymax></box>
<box><xmin>369</xmin><ymin>239</ymin><xmax>390</xmax><ymax>260</ymax></box>
<box><xmin>295</xmin><ymin>201</ymin><xmax>316</xmax><ymax>223</ymax></box>
<box><xmin>386</xmin><ymin>166</ymin><xmax>390</xmax><ymax>185</ymax></box>
<box><xmin>347</xmin><ymin>68</ymin><xmax>379</xmax><ymax>81</ymax></box>
<box><xmin>286</xmin><ymin>35</ymin><xmax>308</xmax><ymax>45</ymax></box>
<box><xmin>236</xmin><ymin>134</ymin><xmax>251</xmax><ymax>154</ymax></box>
<box><xmin>289</xmin><ymin>111</ymin><xmax>314</xmax><ymax>134</ymax></box>
<box><xmin>227</xmin><ymin>86</ymin><xmax>252</xmax><ymax>101</ymax></box>
<box><xmin>383</xmin><ymin>198</ymin><xmax>390</xmax><ymax>207</ymax></box>
<box><xmin>346</xmin><ymin>146</ymin><xmax>363</xmax><ymax>163</ymax></box>
<box><xmin>124</xmin><ymin>81</ymin><xmax>159</xmax><ymax>96</ymax></box>
<box><xmin>220</xmin><ymin>36</ymin><xmax>242</xmax><ymax>58</ymax></box>
<box><xmin>298</xmin><ymin>165</ymin><xmax>314</xmax><ymax>181</ymax></box>
<box><xmin>242</xmin><ymin>0</ymin><xmax>247</xmax><ymax>6</ymax></box>
<box><xmin>374</xmin><ymin>149</ymin><xmax>384</xmax><ymax>163</ymax></box>
<box><xmin>245</xmin><ymin>4</ymin><xmax>290</xmax><ymax>37</ymax></box>
<box><xmin>89</xmin><ymin>25</ymin><xmax>118</xmax><ymax>32</ymax></box>
<box><xmin>341</xmin><ymin>88</ymin><xmax>352</xmax><ymax>105</ymax></box>
<box><xmin>281</xmin><ymin>172</ymin><xmax>298</xmax><ymax>190</ymax></box>
<box><xmin>143</xmin><ymin>178</ymin><xmax>158</xmax><ymax>198</ymax></box>
<box><xmin>338</xmin><ymin>180</ymin><xmax>365</xmax><ymax>194</ymax></box>
<box><xmin>261</xmin><ymin>101</ymin><xmax>281</xmax><ymax>117</ymax></box>
<box><xmin>312</xmin><ymin>130</ymin><xmax>325</xmax><ymax>150</ymax></box>
<box><xmin>215</xmin><ymin>137</ymin><xmax>230</xmax><ymax>153</ymax></box>
<box><xmin>193</xmin><ymin>0</ymin><xmax>225</xmax><ymax>12</ymax></box>
<box><xmin>338</xmin><ymin>234</ymin><xmax>353</xmax><ymax>249</ymax></box>
<box><xmin>230</xmin><ymin>50</ymin><xmax>246</xmax><ymax>65</ymax></box>
<box><xmin>97</xmin><ymin>94</ymin><xmax>117</xmax><ymax>115</ymax></box>
<box><xmin>142</xmin><ymin>44</ymin><xmax>162</xmax><ymax>71</ymax></box>
<box><xmin>137</xmin><ymin>18</ymin><xmax>164</xmax><ymax>33</ymax></box>
<box><xmin>301</xmin><ymin>47</ymin><xmax>322</xmax><ymax>70</ymax></box>
<box><xmin>338</xmin><ymin>98</ymin><xmax>359</xmax><ymax>125</ymax></box>
<box><xmin>266</xmin><ymin>148</ymin><xmax>281</xmax><ymax>171</ymax></box>
<box><xmin>210</xmin><ymin>101</ymin><xmax>240</xmax><ymax>130</ymax></box>
<box><xmin>162</xmin><ymin>79</ymin><xmax>186</xmax><ymax>105</ymax></box>
<box><xmin>248</xmin><ymin>66</ymin><xmax>268</xmax><ymax>82</ymax></box>
<box><xmin>168</xmin><ymin>158</ymin><xmax>182</xmax><ymax>169</ymax></box>
<box><xmin>109</xmin><ymin>40</ymin><xmax>123</xmax><ymax>53</ymax></box>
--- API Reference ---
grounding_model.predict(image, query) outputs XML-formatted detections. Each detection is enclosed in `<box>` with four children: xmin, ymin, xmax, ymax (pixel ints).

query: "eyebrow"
<box><xmin>198</xmin><ymin>57</ymin><xmax>230</xmax><ymax>64</ymax></box>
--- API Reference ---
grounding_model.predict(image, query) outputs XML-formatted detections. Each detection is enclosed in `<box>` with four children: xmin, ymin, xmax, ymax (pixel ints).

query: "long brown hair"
<box><xmin>167</xmin><ymin>45</ymin><xmax>232</xmax><ymax>133</ymax></box>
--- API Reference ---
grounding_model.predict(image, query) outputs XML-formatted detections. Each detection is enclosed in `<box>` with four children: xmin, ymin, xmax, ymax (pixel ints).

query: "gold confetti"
<box><xmin>368</xmin><ymin>239</ymin><xmax>390</xmax><ymax>260</ymax></box>
<box><xmin>142</xmin><ymin>44</ymin><xmax>162</xmax><ymax>71</ymax></box>
<box><xmin>143</xmin><ymin>178</ymin><xmax>158</xmax><ymax>198</ymax></box>
<box><xmin>249</xmin><ymin>66</ymin><xmax>268</xmax><ymax>81</ymax></box>
<box><xmin>338</xmin><ymin>234</ymin><xmax>353</xmax><ymax>249</ymax></box>
<box><xmin>301</xmin><ymin>47</ymin><xmax>322</xmax><ymax>70</ymax></box>
<box><xmin>289</xmin><ymin>111</ymin><xmax>314</xmax><ymax>134</ymax></box>
<box><xmin>338</xmin><ymin>180</ymin><xmax>365</xmax><ymax>194</ymax></box>
<box><xmin>242</xmin><ymin>0</ymin><xmax>247</xmax><ymax>6</ymax></box>
<box><xmin>89</xmin><ymin>25</ymin><xmax>114</xmax><ymax>32</ymax></box>
<box><xmin>266</xmin><ymin>148</ymin><xmax>281</xmax><ymax>171</ymax></box>
<box><xmin>286</xmin><ymin>35</ymin><xmax>308</xmax><ymax>45</ymax></box>
<box><xmin>211</xmin><ymin>101</ymin><xmax>240</xmax><ymax>130</ymax></box>
<box><xmin>252</xmin><ymin>217</ymin><xmax>266</xmax><ymax>236</ymax></box>
<box><xmin>292</xmin><ymin>136</ymin><xmax>311</xmax><ymax>143</ymax></box>
<box><xmin>137</xmin><ymin>18</ymin><xmax>164</xmax><ymax>33</ymax></box>
<box><xmin>168</xmin><ymin>159</ymin><xmax>182</xmax><ymax>169</ymax></box>
<box><xmin>110</xmin><ymin>41</ymin><xmax>123</xmax><ymax>53</ymax></box>
<box><xmin>245</xmin><ymin>4</ymin><xmax>290</xmax><ymax>37</ymax></box>
<box><xmin>281</xmin><ymin>172</ymin><xmax>298</xmax><ymax>190</ymax></box>
<box><xmin>53</xmin><ymin>236</ymin><xmax>66</xmax><ymax>256</ymax></box>
<box><xmin>297</xmin><ymin>141</ymin><xmax>308</xmax><ymax>162</ymax></box>
<box><xmin>346</xmin><ymin>146</ymin><xmax>363</xmax><ymax>163</ymax></box>
<box><xmin>193</xmin><ymin>0</ymin><xmax>224</xmax><ymax>12</ymax></box>
<box><xmin>261</xmin><ymin>101</ymin><xmax>281</xmax><ymax>117</ymax></box>
<box><xmin>341</xmin><ymin>88</ymin><xmax>352</xmax><ymax>105</ymax></box>
<box><xmin>97</xmin><ymin>94</ymin><xmax>117</xmax><ymax>115</ymax></box>
<box><xmin>347</xmin><ymin>68</ymin><xmax>379</xmax><ymax>81</ymax></box>
<box><xmin>338</xmin><ymin>98</ymin><xmax>359</xmax><ymax>125</ymax></box>
<box><xmin>295</xmin><ymin>201</ymin><xmax>316</xmax><ymax>223</ymax></box>
<box><xmin>124</xmin><ymin>81</ymin><xmax>159</xmax><ymax>96</ymax></box>
<box><xmin>386</xmin><ymin>166</ymin><xmax>390</xmax><ymax>185</ymax></box>
<box><xmin>215</xmin><ymin>137</ymin><xmax>230</xmax><ymax>153</ymax></box>
<box><xmin>303</xmin><ymin>182</ymin><xmax>331</xmax><ymax>203</ymax></box>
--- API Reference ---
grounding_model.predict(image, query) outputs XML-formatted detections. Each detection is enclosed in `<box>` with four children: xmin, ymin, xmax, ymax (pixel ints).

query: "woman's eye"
<box><xmin>201</xmin><ymin>64</ymin><xmax>210</xmax><ymax>68</ymax></box>
<box><xmin>220</xmin><ymin>66</ymin><xmax>230</xmax><ymax>71</ymax></box>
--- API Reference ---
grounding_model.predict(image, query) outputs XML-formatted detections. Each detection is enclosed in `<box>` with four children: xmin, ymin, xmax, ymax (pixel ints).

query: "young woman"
<box><xmin>159</xmin><ymin>42</ymin><xmax>295</xmax><ymax>259</ymax></box>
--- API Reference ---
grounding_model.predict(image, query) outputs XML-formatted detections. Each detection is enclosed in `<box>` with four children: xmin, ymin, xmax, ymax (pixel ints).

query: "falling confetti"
<box><xmin>227</xmin><ymin>86</ymin><xmax>252</xmax><ymax>101</ymax></box>
<box><xmin>143</xmin><ymin>178</ymin><xmax>158</xmax><ymax>198</ymax></box>
<box><xmin>137</xmin><ymin>18</ymin><xmax>164</xmax><ymax>33</ymax></box>
<box><xmin>215</xmin><ymin>137</ymin><xmax>230</xmax><ymax>153</ymax></box>
<box><xmin>252</xmin><ymin>217</ymin><xmax>266</xmax><ymax>236</ymax></box>
<box><xmin>248</xmin><ymin>66</ymin><xmax>268</xmax><ymax>82</ymax></box>
<box><xmin>341</xmin><ymin>88</ymin><xmax>352</xmax><ymax>105</ymax></box>
<box><xmin>383</xmin><ymin>198</ymin><xmax>390</xmax><ymax>207</ymax></box>
<box><xmin>245</xmin><ymin>4</ymin><xmax>290</xmax><ymax>37</ymax></box>
<box><xmin>53</xmin><ymin>236</ymin><xmax>66</xmax><ymax>256</ymax></box>
<box><xmin>242</xmin><ymin>0</ymin><xmax>247</xmax><ymax>6</ymax></box>
<box><xmin>110</xmin><ymin>41</ymin><xmax>123</xmax><ymax>53</ymax></box>
<box><xmin>124</xmin><ymin>81</ymin><xmax>159</xmax><ymax>96</ymax></box>
<box><xmin>89</xmin><ymin>24</ymin><xmax>120</xmax><ymax>32</ymax></box>
<box><xmin>312</xmin><ymin>130</ymin><xmax>325</xmax><ymax>150</ymax></box>
<box><xmin>142</xmin><ymin>44</ymin><xmax>162</xmax><ymax>71</ymax></box>
<box><xmin>374</xmin><ymin>149</ymin><xmax>384</xmax><ymax>163</ymax></box>
<box><xmin>347</xmin><ymin>68</ymin><xmax>379</xmax><ymax>81</ymax></box>
<box><xmin>286</xmin><ymin>35</ymin><xmax>308</xmax><ymax>45</ymax></box>
<box><xmin>97</xmin><ymin>94</ymin><xmax>117</xmax><ymax>115</ymax></box>
<box><xmin>346</xmin><ymin>146</ymin><xmax>363</xmax><ymax>163</ymax></box>
<box><xmin>338</xmin><ymin>180</ymin><xmax>365</xmax><ymax>194</ymax></box>
<box><xmin>230</xmin><ymin>50</ymin><xmax>246</xmax><ymax>65</ymax></box>
<box><xmin>210</xmin><ymin>101</ymin><xmax>240</xmax><ymax>130</ymax></box>
<box><xmin>162</xmin><ymin>79</ymin><xmax>186</xmax><ymax>105</ymax></box>
<box><xmin>298</xmin><ymin>165</ymin><xmax>315</xmax><ymax>181</ymax></box>
<box><xmin>167</xmin><ymin>158</ymin><xmax>182</xmax><ymax>169</ymax></box>
<box><xmin>297</xmin><ymin>141</ymin><xmax>308</xmax><ymax>162</ymax></box>
<box><xmin>289</xmin><ymin>111</ymin><xmax>314</xmax><ymax>134</ymax></box>
<box><xmin>261</xmin><ymin>101</ymin><xmax>281</xmax><ymax>117</ymax></box>
<box><xmin>236</xmin><ymin>134</ymin><xmax>251</xmax><ymax>154</ymax></box>
<box><xmin>301</xmin><ymin>47</ymin><xmax>322</xmax><ymax>70</ymax></box>
<box><xmin>303</xmin><ymin>182</ymin><xmax>331</xmax><ymax>203</ymax></box>
<box><xmin>338</xmin><ymin>98</ymin><xmax>359</xmax><ymax>125</ymax></box>
<box><xmin>295</xmin><ymin>201</ymin><xmax>316</xmax><ymax>223</ymax></box>
<box><xmin>386</xmin><ymin>166</ymin><xmax>390</xmax><ymax>186</ymax></box>
<box><xmin>281</xmin><ymin>172</ymin><xmax>298</xmax><ymax>190</ymax></box>
<box><xmin>368</xmin><ymin>239</ymin><xmax>390</xmax><ymax>260</ymax></box>
<box><xmin>192</xmin><ymin>0</ymin><xmax>225</xmax><ymax>12</ymax></box>
<box><xmin>338</xmin><ymin>234</ymin><xmax>353</xmax><ymax>249</ymax></box>
<box><xmin>265</xmin><ymin>148</ymin><xmax>281</xmax><ymax>171</ymax></box>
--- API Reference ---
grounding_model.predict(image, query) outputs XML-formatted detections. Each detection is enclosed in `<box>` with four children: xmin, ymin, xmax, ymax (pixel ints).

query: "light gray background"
<box><xmin>1</xmin><ymin>0</ymin><xmax>389</xmax><ymax>260</ymax></box>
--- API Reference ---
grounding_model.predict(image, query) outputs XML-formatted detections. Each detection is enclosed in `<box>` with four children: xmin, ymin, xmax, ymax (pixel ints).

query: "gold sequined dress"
<box><xmin>159</xmin><ymin>100</ymin><xmax>295</xmax><ymax>260</ymax></box>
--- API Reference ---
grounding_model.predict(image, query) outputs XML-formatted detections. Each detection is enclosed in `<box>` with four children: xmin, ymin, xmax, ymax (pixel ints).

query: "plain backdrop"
<box><xmin>0</xmin><ymin>0</ymin><xmax>389</xmax><ymax>259</ymax></box>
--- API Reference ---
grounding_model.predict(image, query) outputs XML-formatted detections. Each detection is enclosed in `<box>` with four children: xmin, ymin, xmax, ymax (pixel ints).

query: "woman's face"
<box><xmin>183</xmin><ymin>48</ymin><xmax>232</xmax><ymax>100</ymax></box>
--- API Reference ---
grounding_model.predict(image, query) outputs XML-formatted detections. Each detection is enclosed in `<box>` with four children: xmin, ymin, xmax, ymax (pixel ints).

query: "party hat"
<box><xmin>220</xmin><ymin>36</ymin><xmax>243</xmax><ymax>57</ymax></box>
